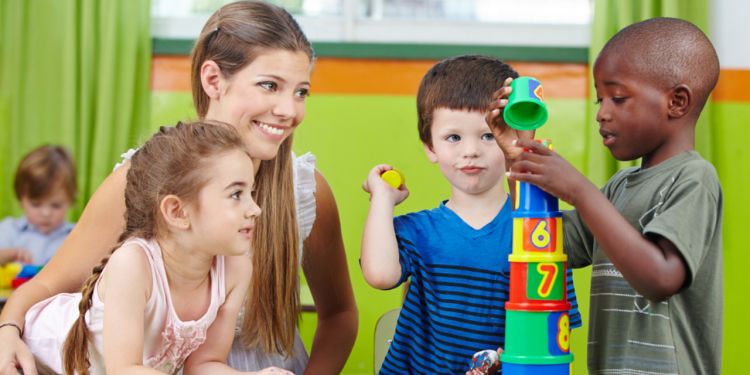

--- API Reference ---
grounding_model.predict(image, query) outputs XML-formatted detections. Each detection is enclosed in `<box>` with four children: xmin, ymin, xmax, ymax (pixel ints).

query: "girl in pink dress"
<box><xmin>21</xmin><ymin>122</ymin><xmax>288</xmax><ymax>375</ymax></box>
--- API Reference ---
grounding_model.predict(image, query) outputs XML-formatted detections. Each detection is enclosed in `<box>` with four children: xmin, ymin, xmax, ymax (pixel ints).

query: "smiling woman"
<box><xmin>200</xmin><ymin>49</ymin><xmax>311</xmax><ymax>161</ymax></box>
<box><xmin>0</xmin><ymin>2</ymin><xmax>357</xmax><ymax>374</ymax></box>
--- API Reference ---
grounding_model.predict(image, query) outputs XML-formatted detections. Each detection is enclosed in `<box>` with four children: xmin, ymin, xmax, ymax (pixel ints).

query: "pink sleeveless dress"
<box><xmin>115</xmin><ymin>149</ymin><xmax>315</xmax><ymax>373</ymax></box>
<box><xmin>23</xmin><ymin>237</ymin><xmax>226</xmax><ymax>374</ymax></box>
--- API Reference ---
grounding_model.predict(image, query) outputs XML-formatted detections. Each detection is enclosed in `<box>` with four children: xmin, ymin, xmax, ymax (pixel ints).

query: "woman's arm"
<box><xmin>301</xmin><ymin>171</ymin><xmax>358</xmax><ymax>375</ymax></box>
<box><xmin>0</xmin><ymin>163</ymin><xmax>129</xmax><ymax>375</ymax></box>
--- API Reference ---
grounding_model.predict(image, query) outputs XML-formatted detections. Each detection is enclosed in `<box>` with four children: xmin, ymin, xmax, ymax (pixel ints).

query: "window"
<box><xmin>152</xmin><ymin>0</ymin><xmax>592</xmax><ymax>47</ymax></box>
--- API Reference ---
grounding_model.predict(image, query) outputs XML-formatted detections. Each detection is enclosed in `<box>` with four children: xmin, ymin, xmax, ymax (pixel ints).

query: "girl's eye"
<box><xmin>446</xmin><ymin>134</ymin><xmax>460</xmax><ymax>142</ymax></box>
<box><xmin>230</xmin><ymin>190</ymin><xmax>243</xmax><ymax>200</ymax></box>
<box><xmin>481</xmin><ymin>133</ymin><xmax>495</xmax><ymax>141</ymax></box>
<box><xmin>259</xmin><ymin>81</ymin><xmax>277</xmax><ymax>91</ymax></box>
<box><xmin>594</xmin><ymin>98</ymin><xmax>603</xmax><ymax>105</ymax></box>
<box><xmin>295</xmin><ymin>87</ymin><xmax>310</xmax><ymax>98</ymax></box>
<box><xmin>612</xmin><ymin>96</ymin><xmax>628</xmax><ymax>104</ymax></box>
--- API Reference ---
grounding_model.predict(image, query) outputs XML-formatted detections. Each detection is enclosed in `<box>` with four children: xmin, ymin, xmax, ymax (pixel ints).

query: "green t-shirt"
<box><xmin>564</xmin><ymin>151</ymin><xmax>723</xmax><ymax>375</ymax></box>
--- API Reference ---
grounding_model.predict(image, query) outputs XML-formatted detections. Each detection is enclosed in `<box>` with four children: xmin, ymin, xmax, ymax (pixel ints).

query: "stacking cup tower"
<box><xmin>500</xmin><ymin>77</ymin><xmax>572</xmax><ymax>374</ymax></box>
<box><xmin>501</xmin><ymin>176</ymin><xmax>572</xmax><ymax>374</ymax></box>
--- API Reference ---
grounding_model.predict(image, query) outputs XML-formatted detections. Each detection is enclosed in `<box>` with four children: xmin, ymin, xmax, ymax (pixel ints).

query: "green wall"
<box><xmin>712</xmin><ymin>102</ymin><xmax>750</xmax><ymax>374</ymax></box>
<box><xmin>152</xmin><ymin>92</ymin><xmax>748</xmax><ymax>374</ymax></box>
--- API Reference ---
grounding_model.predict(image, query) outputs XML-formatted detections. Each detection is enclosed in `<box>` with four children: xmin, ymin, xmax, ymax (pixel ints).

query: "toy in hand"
<box><xmin>503</xmin><ymin>76</ymin><xmax>548</xmax><ymax>131</ymax></box>
<box><xmin>381</xmin><ymin>169</ymin><xmax>404</xmax><ymax>189</ymax></box>
<box><xmin>469</xmin><ymin>349</ymin><xmax>500</xmax><ymax>374</ymax></box>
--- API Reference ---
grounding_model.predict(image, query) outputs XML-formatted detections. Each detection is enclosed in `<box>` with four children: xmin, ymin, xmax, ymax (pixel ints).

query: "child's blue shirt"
<box><xmin>0</xmin><ymin>216</ymin><xmax>73</xmax><ymax>264</ymax></box>
<box><xmin>379</xmin><ymin>198</ymin><xmax>581</xmax><ymax>374</ymax></box>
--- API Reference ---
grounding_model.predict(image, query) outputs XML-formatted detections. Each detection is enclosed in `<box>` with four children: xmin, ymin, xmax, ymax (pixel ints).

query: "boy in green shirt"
<box><xmin>490</xmin><ymin>18</ymin><xmax>722</xmax><ymax>374</ymax></box>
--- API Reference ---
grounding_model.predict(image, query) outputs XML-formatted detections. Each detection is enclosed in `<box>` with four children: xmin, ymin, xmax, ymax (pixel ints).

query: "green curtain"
<box><xmin>585</xmin><ymin>0</ymin><xmax>712</xmax><ymax>185</ymax></box>
<box><xmin>0</xmin><ymin>0</ymin><xmax>151</xmax><ymax>219</ymax></box>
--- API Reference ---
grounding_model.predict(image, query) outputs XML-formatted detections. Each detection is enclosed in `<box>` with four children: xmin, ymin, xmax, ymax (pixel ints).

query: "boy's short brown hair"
<box><xmin>14</xmin><ymin>145</ymin><xmax>77</xmax><ymax>202</ymax></box>
<box><xmin>417</xmin><ymin>55</ymin><xmax>518</xmax><ymax>147</ymax></box>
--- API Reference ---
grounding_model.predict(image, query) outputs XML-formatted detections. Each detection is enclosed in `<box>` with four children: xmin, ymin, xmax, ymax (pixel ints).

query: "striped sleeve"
<box><xmin>391</xmin><ymin>216</ymin><xmax>417</xmax><ymax>289</ymax></box>
<box><xmin>565</xmin><ymin>267</ymin><xmax>582</xmax><ymax>329</ymax></box>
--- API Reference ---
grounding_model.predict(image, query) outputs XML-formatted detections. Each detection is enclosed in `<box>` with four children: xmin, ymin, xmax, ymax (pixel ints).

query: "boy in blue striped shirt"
<box><xmin>361</xmin><ymin>55</ymin><xmax>581</xmax><ymax>374</ymax></box>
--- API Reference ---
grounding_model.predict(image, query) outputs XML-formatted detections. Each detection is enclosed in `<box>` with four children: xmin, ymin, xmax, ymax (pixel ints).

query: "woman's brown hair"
<box><xmin>190</xmin><ymin>0</ymin><xmax>313</xmax><ymax>355</ymax></box>
<box><xmin>62</xmin><ymin>122</ymin><xmax>247</xmax><ymax>374</ymax></box>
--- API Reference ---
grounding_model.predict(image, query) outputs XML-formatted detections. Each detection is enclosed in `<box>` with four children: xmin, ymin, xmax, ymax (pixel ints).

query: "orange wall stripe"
<box><xmin>152</xmin><ymin>55</ymin><xmax>588</xmax><ymax>98</ymax></box>
<box><xmin>714</xmin><ymin>69</ymin><xmax>750</xmax><ymax>102</ymax></box>
<box><xmin>152</xmin><ymin>55</ymin><xmax>750</xmax><ymax>102</ymax></box>
<box><xmin>311</xmin><ymin>58</ymin><xmax>588</xmax><ymax>98</ymax></box>
<box><xmin>152</xmin><ymin>55</ymin><xmax>193</xmax><ymax>92</ymax></box>
<box><xmin>311</xmin><ymin>58</ymin><xmax>434</xmax><ymax>96</ymax></box>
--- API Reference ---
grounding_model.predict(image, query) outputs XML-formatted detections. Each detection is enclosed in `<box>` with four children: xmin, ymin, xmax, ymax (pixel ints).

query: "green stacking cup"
<box><xmin>503</xmin><ymin>77</ymin><xmax>548</xmax><ymax>131</ymax></box>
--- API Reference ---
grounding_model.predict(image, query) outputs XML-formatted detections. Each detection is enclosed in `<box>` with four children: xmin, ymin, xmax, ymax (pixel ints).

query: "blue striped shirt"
<box><xmin>380</xmin><ymin>199</ymin><xmax>581</xmax><ymax>374</ymax></box>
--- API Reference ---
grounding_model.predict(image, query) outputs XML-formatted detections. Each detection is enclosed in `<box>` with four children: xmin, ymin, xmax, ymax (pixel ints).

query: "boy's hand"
<box><xmin>485</xmin><ymin>77</ymin><xmax>535</xmax><ymax>165</ymax></box>
<box><xmin>0</xmin><ymin>248</ymin><xmax>33</xmax><ymax>264</ymax></box>
<box><xmin>507</xmin><ymin>139</ymin><xmax>594</xmax><ymax>206</ymax></box>
<box><xmin>362</xmin><ymin>164</ymin><xmax>409</xmax><ymax>206</ymax></box>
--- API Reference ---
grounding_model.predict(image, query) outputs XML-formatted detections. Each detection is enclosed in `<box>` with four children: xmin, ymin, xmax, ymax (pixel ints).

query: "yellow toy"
<box><xmin>0</xmin><ymin>262</ymin><xmax>23</xmax><ymax>288</ymax></box>
<box><xmin>381</xmin><ymin>169</ymin><xmax>404</xmax><ymax>189</ymax></box>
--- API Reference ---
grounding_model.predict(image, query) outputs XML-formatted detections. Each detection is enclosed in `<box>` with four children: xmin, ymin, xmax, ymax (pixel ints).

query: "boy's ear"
<box><xmin>200</xmin><ymin>60</ymin><xmax>224</xmax><ymax>100</ymax></box>
<box><xmin>160</xmin><ymin>195</ymin><xmax>190</xmax><ymax>230</ymax></box>
<box><xmin>422</xmin><ymin>142</ymin><xmax>438</xmax><ymax>163</ymax></box>
<box><xmin>667</xmin><ymin>84</ymin><xmax>692</xmax><ymax>119</ymax></box>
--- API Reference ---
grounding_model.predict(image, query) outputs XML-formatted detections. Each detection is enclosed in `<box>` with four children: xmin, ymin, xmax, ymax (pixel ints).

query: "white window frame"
<box><xmin>152</xmin><ymin>0</ymin><xmax>590</xmax><ymax>48</ymax></box>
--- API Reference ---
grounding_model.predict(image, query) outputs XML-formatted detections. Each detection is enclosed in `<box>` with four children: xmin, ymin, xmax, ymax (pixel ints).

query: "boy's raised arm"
<box><xmin>360</xmin><ymin>165</ymin><xmax>409</xmax><ymax>290</ymax></box>
<box><xmin>508</xmin><ymin>140</ymin><xmax>687</xmax><ymax>301</ymax></box>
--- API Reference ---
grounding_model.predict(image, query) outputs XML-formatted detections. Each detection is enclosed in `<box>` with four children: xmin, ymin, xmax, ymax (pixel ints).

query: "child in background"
<box><xmin>491</xmin><ymin>18</ymin><xmax>723</xmax><ymax>374</ymax></box>
<box><xmin>360</xmin><ymin>55</ymin><xmax>582</xmax><ymax>374</ymax></box>
<box><xmin>0</xmin><ymin>145</ymin><xmax>76</xmax><ymax>265</ymax></box>
<box><xmin>19</xmin><ymin>122</ymin><xmax>288</xmax><ymax>374</ymax></box>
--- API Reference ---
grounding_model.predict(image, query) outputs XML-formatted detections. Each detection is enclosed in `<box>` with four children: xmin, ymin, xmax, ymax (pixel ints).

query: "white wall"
<box><xmin>711</xmin><ymin>0</ymin><xmax>750</xmax><ymax>69</ymax></box>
